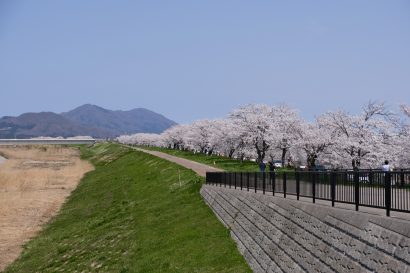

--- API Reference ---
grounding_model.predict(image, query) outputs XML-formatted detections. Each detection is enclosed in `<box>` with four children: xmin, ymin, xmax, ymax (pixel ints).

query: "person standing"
<box><xmin>268</xmin><ymin>161</ymin><xmax>275</xmax><ymax>172</ymax></box>
<box><xmin>382</xmin><ymin>160</ymin><xmax>391</xmax><ymax>172</ymax></box>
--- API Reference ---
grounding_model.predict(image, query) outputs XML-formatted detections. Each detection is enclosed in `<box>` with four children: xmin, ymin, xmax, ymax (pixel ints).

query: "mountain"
<box><xmin>0</xmin><ymin>112</ymin><xmax>111</xmax><ymax>139</ymax></box>
<box><xmin>0</xmin><ymin>105</ymin><xmax>177</xmax><ymax>139</ymax></box>
<box><xmin>62</xmin><ymin>104</ymin><xmax>177</xmax><ymax>135</ymax></box>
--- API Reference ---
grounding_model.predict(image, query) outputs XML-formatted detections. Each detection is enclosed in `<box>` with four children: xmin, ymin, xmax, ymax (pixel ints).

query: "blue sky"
<box><xmin>1</xmin><ymin>1</ymin><xmax>409</xmax><ymax>123</ymax></box>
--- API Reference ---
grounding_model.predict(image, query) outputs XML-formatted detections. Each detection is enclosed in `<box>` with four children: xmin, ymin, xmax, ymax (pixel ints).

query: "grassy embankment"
<box><xmin>4</xmin><ymin>143</ymin><xmax>251</xmax><ymax>273</ymax></box>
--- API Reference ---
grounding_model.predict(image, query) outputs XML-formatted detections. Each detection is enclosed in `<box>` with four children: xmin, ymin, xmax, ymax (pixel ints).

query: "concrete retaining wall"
<box><xmin>201</xmin><ymin>185</ymin><xmax>410</xmax><ymax>273</ymax></box>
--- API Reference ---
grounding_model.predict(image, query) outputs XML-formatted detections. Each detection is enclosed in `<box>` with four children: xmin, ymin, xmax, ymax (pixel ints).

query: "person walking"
<box><xmin>259</xmin><ymin>161</ymin><xmax>266</xmax><ymax>172</ymax></box>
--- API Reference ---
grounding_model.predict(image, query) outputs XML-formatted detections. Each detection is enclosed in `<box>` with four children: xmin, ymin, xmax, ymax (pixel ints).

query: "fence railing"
<box><xmin>205</xmin><ymin>170</ymin><xmax>410</xmax><ymax>216</ymax></box>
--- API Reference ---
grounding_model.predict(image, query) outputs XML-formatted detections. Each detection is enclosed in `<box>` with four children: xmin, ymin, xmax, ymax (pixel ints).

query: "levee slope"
<box><xmin>201</xmin><ymin>185</ymin><xmax>410</xmax><ymax>273</ymax></box>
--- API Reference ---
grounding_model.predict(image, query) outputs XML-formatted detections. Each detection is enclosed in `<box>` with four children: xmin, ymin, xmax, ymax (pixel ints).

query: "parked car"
<box><xmin>346</xmin><ymin>171</ymin><xmax>369</xmax><ymax>183</ymax></box>
<box><xmin>272</xmin><ymin>160</ymin><xmax>282</xmax><ymax>168</ymax></box>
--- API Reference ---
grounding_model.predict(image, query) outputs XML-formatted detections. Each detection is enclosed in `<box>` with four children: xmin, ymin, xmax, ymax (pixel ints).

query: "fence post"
<box><xmin>296</xmin><ymin>171</ymin><xmax>300</xmax><ymax>200</ymax></box>
<box><xmin>312</xmin><ymin>172</ymin><xmax>316</xmax><ymax>203</ymax></box>
<box><xmin>385</xmin><ymin>172</ymin><xmax>391</xmax><ymax>217</ymax></box>
<box><xmin>283</xmin><ymin>172</ymin><xmax>287</xmax><ymax>198</ymax></box>
<box><xmin>401</xmin><ymin>169</ymin><xmax>405</xmax><ymax>187</ymax></box>
<box><xmin>354</xmin><ymin>171</ymin><xmax>359</xmax><ymax>211</ymax></box>
<box><xmin>240</xmin><ymin>172</ymin><xmax>243</xmax><ymax>190</ymax></box>
<box><xmin>229</xmin><ymin>173</ymin><xmax>231</xmax><ymax>188</ymax></box>
<box><xmin>369</xmin><ymin>171</ymin><xmax>374</xmax><ymax>185</ymax></box>
<box><xmin>272</xmin><ymin>171</ymin><xmax>276</xmax><ymax>196</ymax></box>
<box><xmin>247</xmin><ymin>172</ymin><xmax>250</xmax><ymax>191</ymax></box>
<box><xmin>344</xmin><ymin>172</ymin><xmax>348</xmax><ymax>187</ymax></box>
<box><xmin>254</xmin><ymin>172</ymin><xmax>257</xmax><ymax>193</ymax></box>
<box><xmin>234</xmin><ymin>173</ymin><xmax>237</xmax><ymax>189</ymax></box>
<box><xmin>331</xmin><ymin>172</ymin><xmax>336</xmax><ymax>207</ymax></box>
<box><xmin>224</xmin><ymin>172</ymin><xmax>226</xmax><ymax>187</ymax></box>
<box><xmin>263</xmin><ymin>172</ymin><xmax>266</xmax><ymax>194</ymax></box>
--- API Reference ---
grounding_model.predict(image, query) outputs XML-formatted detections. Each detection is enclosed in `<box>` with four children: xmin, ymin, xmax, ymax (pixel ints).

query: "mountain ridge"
<box><xmin>0</xmin><ymin>104</ymin><xmax>176</xmax><ymax>139</ymax></box>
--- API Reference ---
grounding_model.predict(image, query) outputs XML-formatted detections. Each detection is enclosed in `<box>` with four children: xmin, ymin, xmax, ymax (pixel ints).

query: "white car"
<box><xmin>272</xmin><ymin>160</ymin><xmax>282</xmax><ymax>168</ymax></box>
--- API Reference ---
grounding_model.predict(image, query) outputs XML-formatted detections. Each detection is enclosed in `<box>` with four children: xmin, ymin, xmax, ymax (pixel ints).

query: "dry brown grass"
<box><xmin>0</xmin><ymin>145</ymin><xmax>93</xmax><ymax>271</ymax></box>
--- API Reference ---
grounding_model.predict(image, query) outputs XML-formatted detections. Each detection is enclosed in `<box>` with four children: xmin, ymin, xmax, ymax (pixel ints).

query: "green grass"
<box><xmin>134</xmin><ymin>146</ymin><xmax>261</xmax><ymax>172</ymax></box>
<box><xmin>134</xmin><ymin>145</ymin><xmax>294</xmax><ymax>173</ymax></box>
<box><xmin>5</xmin><ymin>143</ymin><xmax>251</xmax><ymax>273</ymax></box>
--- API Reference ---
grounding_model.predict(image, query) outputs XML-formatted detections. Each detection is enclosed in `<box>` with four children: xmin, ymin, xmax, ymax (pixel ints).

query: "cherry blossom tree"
<box><xmin>161</xmin><ymin>124</ymin><xmax>190</xmax><ymax>149</ymax></box>
<box><xmin>116</xmin><ymin>101</ymin><xmax>410</xmax><ymax>169</ymax></box>
<box><xmin>117</xmin><ymin>133</ymin><xmax>162</xmax><ymax>146</ymax></box>
<box><xmin>319</xmin><ymin>101</ymin><xmax>396</xmax><ymax>169</ymax></box>
<box><xmin>297</xmin><ymin>120</ymin><xmax>333</xmax><ymax>169</ymax></box>
<box><xmin>208</xmin><ymin>119</ymin><xmax>243</xmax><ymax>158</ymax></box>
<box><xmin>395</xmin><ymin>104</ymin><xmax>410</xmax><ymax>167</ymax></box>
<box><xmin>270</xmin><ymin>105</ymin><xmax>302</xmax><ymax>166</ymax></box>
<box><xmin>229</xmin><ymin>104</ymin><xmax>276</xmax><ymax>163</ymax></box>
<box><xmin>183</xmin><ymin>119</ymin><xmax>216</xmax><ymax>153</ymax></box>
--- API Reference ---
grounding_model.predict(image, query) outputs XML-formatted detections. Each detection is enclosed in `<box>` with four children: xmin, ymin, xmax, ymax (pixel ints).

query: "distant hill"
<box><xmin>62</xmin><ymin>104</ymin><xmax>177</xmax><ymax>135</ymax></box>
<box><xmin>0</xmin><ymin>112</ymin><xmax>111</xmax><ymax>139</ymax></box>
<box><xmin>0</xmin><ymin>105</ymin><xmax>177</xmax><ymax>139</ymax></box>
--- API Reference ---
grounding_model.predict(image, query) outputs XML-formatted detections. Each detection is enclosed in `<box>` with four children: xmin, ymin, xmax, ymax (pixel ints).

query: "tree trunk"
<box><xmin>352</xmin><ymin>159</ymin><xmax>360</xmax><ymax>170</ymax></box>
<box><xmin>255</xmin><ymin>139</ymin><xmax>270</xmax><ymax>163</ymax></box>
<box><xmin>281</xmin><ymin>148</ymin><xmax>287</xmax><ymax>167</ymax></box>
<box><xmin>240</xmin><ymin>153</ymin><xmax>245</xmax><ymax>163</ymax></box>
<box><xmin>256</xmin><ymin>148</ymin><xmax>264</xmax><ymax>163</ymax></box>
<box><xmin>307</xmin><ymin>154</ymin><xmax>316</xmax><ymax>169</ymax></box>
<box><xmin>228</xmin><ymin>149</ymin><xmax>235</xmax><ymax>158</ymax></box>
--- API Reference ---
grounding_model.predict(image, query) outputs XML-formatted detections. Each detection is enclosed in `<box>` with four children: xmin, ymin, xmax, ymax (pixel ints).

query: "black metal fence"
<box><xmin>205</xmin><ymin>170</ymin><xmax>410</xmax><ymax>216</ymax></box>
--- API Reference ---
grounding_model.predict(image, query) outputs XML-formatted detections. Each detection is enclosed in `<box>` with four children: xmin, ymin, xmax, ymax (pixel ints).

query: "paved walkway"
<box><xmin>132</xmin><ymin>147</ymin><xmax>222</xmax><ymax>177</ymax></box>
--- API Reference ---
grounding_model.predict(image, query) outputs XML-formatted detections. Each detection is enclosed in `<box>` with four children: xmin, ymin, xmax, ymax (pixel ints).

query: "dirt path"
<box><xmin>133</xmin><ymin>147</ymin><xmax>222</xmax><ymax>177</ymax></box>
<box><xmin>0</xmin><ymin>146</ymin><xmax>93</xmax><ymax>271</ymax></box>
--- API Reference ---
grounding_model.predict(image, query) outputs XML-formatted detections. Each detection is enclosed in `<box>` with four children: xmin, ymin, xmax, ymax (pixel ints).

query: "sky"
<box><xmin>0</xmin><ymin>1</ymin><xmax>409</xmax><ymax>123</ymax></box>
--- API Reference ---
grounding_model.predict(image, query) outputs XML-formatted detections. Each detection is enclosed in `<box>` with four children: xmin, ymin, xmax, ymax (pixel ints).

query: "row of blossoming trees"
<box><xmin>117</xmin><ymin>102</ymin><xmax>410</xmax><ymax>170</ymax></box>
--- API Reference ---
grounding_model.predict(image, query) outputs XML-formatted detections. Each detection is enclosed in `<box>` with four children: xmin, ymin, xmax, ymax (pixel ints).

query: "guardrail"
<box><xmin>206</xmin><ymin>170</ymin><xmax>410</xmax><ymax>216</ymax></box>
<box><xmin>0</xmin><ymin>139</ymin><xmax>96</xmax><ymax>145</ymax></box>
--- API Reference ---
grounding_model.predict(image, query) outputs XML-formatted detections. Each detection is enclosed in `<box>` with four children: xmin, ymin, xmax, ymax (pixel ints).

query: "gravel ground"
<box><xmin>133</xmin><ymin>147</ymin><xmax>222</xmax><ymax>177</ymax></box>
